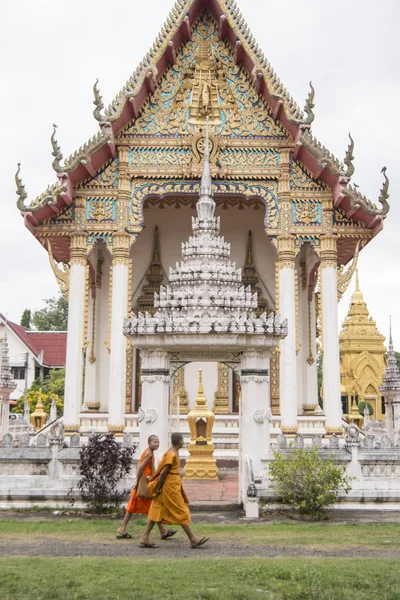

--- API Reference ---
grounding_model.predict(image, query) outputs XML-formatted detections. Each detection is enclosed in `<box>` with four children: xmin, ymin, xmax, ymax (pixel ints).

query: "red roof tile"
<box><xmin>0</xmin><ymin>314</ymin><xmax>67</xmax><ymax>367</ymax></box>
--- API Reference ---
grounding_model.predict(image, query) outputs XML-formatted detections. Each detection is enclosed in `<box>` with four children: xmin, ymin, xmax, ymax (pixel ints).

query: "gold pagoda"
<box><xmin>340</xmin><ymin>271</ymin><xmax>386</xmax><ymax>420</ymax></box>
<box><xmin>183</xmin><ymin>369</ymin><xmax>218</xmax><ymax>480</ymax></box>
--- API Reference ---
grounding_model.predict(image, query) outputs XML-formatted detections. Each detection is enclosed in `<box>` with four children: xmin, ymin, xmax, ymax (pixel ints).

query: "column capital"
<box><xmin>277</xmin><ymin>236</ymin><xmax>295</xmax><ymax>268</ymax></box>
<box><xmin>70</xmin><ymin>234</ymin><xmax>87</xmax><ymax>265</ymax></box>
<box><xmin>320</xmin><ymin>235</ymin><xmax>337</xmax><ymax>267</ymax></box>
<box><xmin>112</xmin><ymin>233</ymin><xmax>131</xmax><ymax>266</ymax></box>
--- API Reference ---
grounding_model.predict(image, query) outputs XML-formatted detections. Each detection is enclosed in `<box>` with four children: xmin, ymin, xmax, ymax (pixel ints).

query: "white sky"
<box><xmin>0</xmin><ymin>0</ymin><xmax>399</xmax><ymax>345</ymax></box>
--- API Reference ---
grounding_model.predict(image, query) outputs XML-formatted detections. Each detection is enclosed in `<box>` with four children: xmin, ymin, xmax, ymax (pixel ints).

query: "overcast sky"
<box><xmin>0</xmin><ymin>0</ymin><xmax>399</xmax><ymax>346</ymax></box>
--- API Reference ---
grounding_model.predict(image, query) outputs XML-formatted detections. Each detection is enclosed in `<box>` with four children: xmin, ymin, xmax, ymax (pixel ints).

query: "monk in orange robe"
<box><xmin>117</xmin><ymin>435</ymin><xmax>176</xmax><ymax>540</ymax></box>
<box><xmin>138</xmin><ymin>432</ymin><xmax>210</xmax><ymax>549</ymax></box>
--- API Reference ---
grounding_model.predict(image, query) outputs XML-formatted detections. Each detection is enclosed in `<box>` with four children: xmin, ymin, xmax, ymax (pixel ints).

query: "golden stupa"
<box><xmin>340</xmin><ymin>270</ymin><xmax>386</xmax><ymax>421</ymax></box>
<box><xmin>183</xmin><ymin>369</ymin><xmax>218</xmax><ymax>480</ymax></box>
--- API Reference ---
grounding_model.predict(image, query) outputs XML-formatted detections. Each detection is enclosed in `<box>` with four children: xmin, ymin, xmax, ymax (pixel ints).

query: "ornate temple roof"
<box><xmin>380</xmin><ymin>320</ymin><xmax>400</xmax><ymax>393</ymax></box>
<box><xmin>15</xmin><ymin>0</ymin><xmax>389</xmax><ymax>247</ymax></box>
<box><xmin>124</xmin><ymin>125</ymin><xmax>287</xmax><ymax>340</ymax></box>
<box><xmin>339</xmin><ymin>271</ymin><xmax>386</xmax><ymax>353</ymax></box>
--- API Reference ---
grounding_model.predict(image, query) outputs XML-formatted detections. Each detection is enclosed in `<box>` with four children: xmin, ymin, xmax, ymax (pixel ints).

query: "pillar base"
<box><xmin>213</xmin><ymin>404</ymin><xmax>230</xmax><ymax>415</ymax></box>
<box><xmin>324</xmin><ymin>426</ymin><xmax>343</xmax><ymax>437</ymax></box>
<box><xmin>183</xmin><ymin>444</ymin><xmax>219</xmax><ymax>480</ymax></box>
<box><xmin>244</xmin><ymin>497</ymin><xmax>260</xmax><ymax>518</ymax></box>
<box><xmin>64</xmin><ymin>424</ymin><xmax>81</xmax><ymax>434</ymax></box>
<box><xmin>107</xmin><ymin>424</ymin><xmax>126</xmax><ymax>436</ymax></box>
<box><xmin>280</xmin><ymin>425</ymin><xmax>299</xmax><ymax>436</ymax></box>
<box><xmin>86</xmin><ymin>402</ymin><xmax>101</xmax><ymax>412</ymax></box>
<box><xmin>302</xmin><ymin>404</ymin><xmax>318</xmax><ymax>415</ymax></box>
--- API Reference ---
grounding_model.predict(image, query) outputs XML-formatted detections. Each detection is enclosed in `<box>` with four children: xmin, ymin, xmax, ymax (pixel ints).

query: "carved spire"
<box><xmin>51</xmin><ymin>124</ymin><xmax>64</xmax><ymax>173</ymax></box>
<box><xmin>242</xmin><ymin>231</ymin><xmax>269</xmax><ymax>316</ymax></box>
<box><xmin>303</xmin><ymin>81</ymin><xmax>315</xmax><ymax>125</ymax></box>
<box><xmin>93</xmin><ymin>78</ymin><xmax>106</xmax><ymax>122</ymax></box>
<box><xmin>352</xmin><ymin>268</ymin><xmax>364</xmax><ymax>304</ymax></box>
<box><xmin>343</xmin><ymin>133</ymin><xmax>355</xmax><ymax>177</ymax></box>
<box><xmin>380</xmin><ymin>317</ymin><xmax>400</xmax><ymax>393</ymax></box>
<box><xmin>15</xmin><ymin>163</ymin><xmax>29</xmax><ymax>211</ymax></box>
<box><xmin>197</xmin><ymin>117</ymin><xmax>215</xmax><ymax>221</ymax></box>
<box><xmin>135</xmin><ymin>226</ymin><xmax>164</xmax><ymax>315</ymax></box>
<box><xmin>0</xmin><ymin>320</ymin><xmax>16</xmax><ymax>393</ymax></box>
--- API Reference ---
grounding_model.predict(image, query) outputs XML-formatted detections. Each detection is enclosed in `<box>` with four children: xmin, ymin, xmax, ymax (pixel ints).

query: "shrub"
<box><xmin>77</xmin><ymin>433</ymin><xmax>136</xmax><ymax>513</ymax></box>
<box><xmin>358</xmin><ymin>401</ymin><xmax>374</xmax><ymax>417</ymax></box>
<box><xmin>269</xmin><ymin>446</ymin><xmax>352</xmax><ymax>518</ymax></box>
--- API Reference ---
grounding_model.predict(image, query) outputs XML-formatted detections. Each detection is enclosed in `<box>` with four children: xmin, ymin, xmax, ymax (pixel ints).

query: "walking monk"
<box><xmin>117</xmin><ymin>435</ymin><xmax>177</xmax><ymax>540</ymax></box>
<box><xmin>138</xmin><ymin>432</ymin><xmax>210</xmax><ymax>549</ymax></box>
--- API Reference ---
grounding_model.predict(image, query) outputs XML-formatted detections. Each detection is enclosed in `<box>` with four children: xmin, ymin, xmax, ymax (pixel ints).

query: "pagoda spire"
<box><xmin>389</xmin><ymin>315</ymin><xmax>394</xmax><ymax>352</ymax></box>
<box><xmin>0</xmin><ymin>319</ymin><xmax>17</xmax><ymax>437</ymax></box>
<box><xmin>197</xmin><ymin>118</ymin><xmax>215</xmax><ymax>221</ymax></box>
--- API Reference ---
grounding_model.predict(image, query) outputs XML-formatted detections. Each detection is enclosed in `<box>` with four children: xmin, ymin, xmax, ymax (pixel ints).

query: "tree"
<box><xmin>269</xmin><ymin>447</ymin><xmax>352</xmax><ymax>519</ymax></box>
<box><xmin>32</xmin><ymin>294</ymin><xmax>68</xmax><ymax>331</ymax></box>
<box><xmin>13</xmin><ymin>389</ymin><xmax>63</xmax><ymax>417</ymax></box>
<box><xmin>396</xmin><ymin>352</ymin><xmax>400</xmax><ymax>372</ymax></box>
<box><xmin>29</xmin><ymin>368</ymin><xmax>65</xmax><ymax>401</ymax></box>
<box><xmin>77</xmin><ymin>434</ymin><xmax>136</xmax><ymax>513</ymax></box>
<box><xmin>20</xmin><ymin>309</ymin><xmax>32</xmax><ymax>330</ymax></box>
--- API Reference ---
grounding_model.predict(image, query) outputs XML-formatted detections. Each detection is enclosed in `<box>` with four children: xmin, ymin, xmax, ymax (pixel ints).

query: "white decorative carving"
<box><xmin>124</xmin><ymin>124</ymin><xmax>287</xmax><ymax>341</ymax></box>
<box><xmin>253</xmin><ymin>408</ymin><xmax>272</xmax><ymax>424</ymax></box>
<box><xmin>141</xmin><ymin>375</ymin><xmax>170</xmax><ymax>384</ymax></box>
<box><xmin>241</xmin><ymin>376</ymin><xmax>269</xmax><ymax>384</ymax></box>
<box><xmin>138</xmin><ymin>407</ymin><xmax>157</xmax><ymax>424</ymax></box>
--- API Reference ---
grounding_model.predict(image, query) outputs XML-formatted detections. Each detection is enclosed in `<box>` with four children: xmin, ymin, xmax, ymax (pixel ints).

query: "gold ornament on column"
<box><xmin>183</xmin><ymin>369</ymin><xmax>218</xmax><ymax>480</ymax></box>
<box><xmin>213</xmin><ymin>362</ymin><xmax>229</xmax><ymax>414</ymax></box>
<box><xmin>172</xmin><ymin>368</ymin><xmax>189</xmax><ymax>415</ymax></box>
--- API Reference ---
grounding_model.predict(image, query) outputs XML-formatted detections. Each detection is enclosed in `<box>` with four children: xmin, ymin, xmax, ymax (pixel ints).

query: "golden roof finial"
<box><xmin>195</xmin><ymin>369</ymin><xmax>207</xmax><ymax>409</ymax></box>
<box><xmin>352</xmin><ymin>268</ymin><xmax>364</xmax><ymax>304</ymax></box>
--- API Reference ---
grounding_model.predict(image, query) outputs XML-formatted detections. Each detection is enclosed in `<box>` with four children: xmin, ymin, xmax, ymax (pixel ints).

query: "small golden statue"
<box><xmin>183</xmin><ymin>369</ymin><xmax>218</xmax><ymax>480</ymax></box>
<box><xmin>30</xmin><ymin>390</ymin><xmax>48</xmax><ymax>430</ymax></box>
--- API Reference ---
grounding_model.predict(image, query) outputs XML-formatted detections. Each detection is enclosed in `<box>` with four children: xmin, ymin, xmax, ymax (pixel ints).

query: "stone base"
<box><xmin>213</xmin><ymin>405</ymin><xmax>230</xmax><ymax>415</ymax></box>
<box><xmin>280</xmin><ymin>425</ymin><xmax>299</xmax><ymax>436</ymax></box>
<box><xmin>244</xmin><ymin>497</ymin><xmax>260</xmax><ymax>518</ymax></box>
<box><xmin>183</xmin><ymin>443</ymin><xmax>219</xmax><ymax>480</ymax></box>
<box><xmin>86</xmin><ymin>402</ymin><xmax>100</xmax><ymax>412</ymax></box>
<box><xmin>302</xmin><ymin>404</ymin><xmax>318</xmax><ymax>415</ymax></box>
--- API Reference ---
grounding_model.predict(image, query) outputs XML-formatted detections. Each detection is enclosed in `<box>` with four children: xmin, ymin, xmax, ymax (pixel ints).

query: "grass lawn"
<box><xmin>0</xmin><ymin>556</ymin><xmax>399</xmax><ymax>600</ymax></box>
<box><xmin>1</xmin><ymin>517</ymin><xmax>400</xmax><ymax>549</ymax></box>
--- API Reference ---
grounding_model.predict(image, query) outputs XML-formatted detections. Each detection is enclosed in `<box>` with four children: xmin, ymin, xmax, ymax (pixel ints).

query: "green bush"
<box><xmin>358</xmin><ymin>401</ymin><xmax>374</xmax><ymax>417</ymax></box>
<box><xmin>269</xmin><ymin>446</ymin><xmax>352</xmax><ymax>518</ymax></box>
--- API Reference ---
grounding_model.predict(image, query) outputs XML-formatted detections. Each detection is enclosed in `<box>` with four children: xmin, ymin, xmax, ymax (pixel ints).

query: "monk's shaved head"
<box><xmin>148</xmin><ymin>435</ymin><xmax>159</xmax><ymax>443</ymax></box>
<box><xmin>171</xmin><ymin>432</ymin><xmax>183</xmax><ymax>446</ymax></box>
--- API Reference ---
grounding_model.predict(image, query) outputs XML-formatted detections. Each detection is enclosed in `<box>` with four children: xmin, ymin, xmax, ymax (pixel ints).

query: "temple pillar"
<box><xmin>83</xmin><ymin>276</ymin><xmax>98</xmax><ymax>410</ymax></box>
<box><xmin>139</xmin><ymin>350</ymin><xmax>170</xmax><ymax>453</ymax></box>
<box><xmin>306</xmin><ymin>291</ymin><xmax>318</xmax><ymax>407</ymax></box>
<box><xmin>277</xmin><ymin>236</ymin><xmax>298</xmax><ymax>433</ymax></box>
<box><xmin>64</xmin><ymin>235</ymin><xmax>87</xmax><ymax>433</ymax></box>
<box><xmin>385</xmin><ymin>397</ymin><xmax>394</xmax><ymax>440</ymax></box>
<box><xmin>107</xmin><ymin>234</ymin><xmax>130</xmax><ymax>434</ymax></box>
<box><xmin>213</xmin><ymin>362</ymin><xmax>230</xmax><ymax>414</ymax></box>
<box><xmin>320</xmin><ymin>235</ymin><xmax>342</xmax><ymax>433</ymax></box>
<box><xmin>240</xmin><ymin>349</ymin><xmax>271</xmax><ymax>504</ymax></box>
<box><xmin>171</xmin><ymin>367</ymin><xmax>189</xmax><ymax>415</ymax></box>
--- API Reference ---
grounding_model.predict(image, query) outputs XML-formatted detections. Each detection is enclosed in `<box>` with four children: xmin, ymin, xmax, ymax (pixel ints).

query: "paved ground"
<box><xmin>183</xmin><ymin>473</ymin><xmax>239</xmax><ymax>502</ymax></box>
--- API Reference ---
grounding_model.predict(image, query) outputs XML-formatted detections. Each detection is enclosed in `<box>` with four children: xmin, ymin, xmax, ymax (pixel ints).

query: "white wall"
<box><xmin>0</xmin><ymin>322</ymin><xmax>35</xmax><ymax>400</ymax></box>
<box><xmin>184</xmin><ymin>362</ymin><xmax>219</xmax><ymax>410</ymax></box>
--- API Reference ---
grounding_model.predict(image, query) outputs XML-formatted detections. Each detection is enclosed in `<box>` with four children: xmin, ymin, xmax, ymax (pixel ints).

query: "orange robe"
<box><xmin>126</xmin><ymin>449</ymin><xmax>154</xmax><ymax>515</ymax></box>
<box><xmin>148</xmin><ymin>449</ymin><xmax>191</xmax><ymax>526</ymax></box>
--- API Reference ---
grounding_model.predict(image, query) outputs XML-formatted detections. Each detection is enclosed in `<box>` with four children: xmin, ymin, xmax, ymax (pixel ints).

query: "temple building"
<box><xmin>339</xmin><ymin>272</ymin><xmax>386</xmax><ymax>421</ymax></box>
<box><xmin>15</xmin><ymin>0</ymin><xmax>390</xmax><ymax>448</ymax></box>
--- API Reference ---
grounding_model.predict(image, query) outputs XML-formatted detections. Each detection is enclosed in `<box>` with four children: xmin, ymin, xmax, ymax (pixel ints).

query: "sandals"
<box><xmin>116</xmin><ymin>532</ymin><xmax>133</xmax><ymax>539</ymax></box>
<box><xmin>160</xmin><ymin>529</ymin><xmax>177</xmax><ymax>540</ymax></box>
<box><xmin>138</xmin><ymin>542</ymin><xmax>159</xmax><ymax>548</ymax></box>
<box><xmin>190</xmin><ymin>536</ymin><xmax>210</xmax><ymax>549</ymax></box>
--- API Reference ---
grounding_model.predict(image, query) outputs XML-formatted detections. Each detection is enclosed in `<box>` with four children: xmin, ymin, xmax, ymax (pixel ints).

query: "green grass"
<box><xmin>0</xmin><ymin>557</ymin><xmax>399</xmax><ymax>600</ymax></box>
<box><xmin>1</xmin><ymin>518</ymin><xmax>400</xmax><ymax>549</ymax></box>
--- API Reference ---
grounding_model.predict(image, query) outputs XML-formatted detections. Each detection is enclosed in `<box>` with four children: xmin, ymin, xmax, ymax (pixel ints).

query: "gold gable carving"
<box><xmin>76</xmin><ymin>157</ymin><xmax>118</xmax><ymax>190</ymax></box>
<box><xmin>120</xmin><ymin>11</ymin><xmax>290</xmax><ymax>140</ymax></box>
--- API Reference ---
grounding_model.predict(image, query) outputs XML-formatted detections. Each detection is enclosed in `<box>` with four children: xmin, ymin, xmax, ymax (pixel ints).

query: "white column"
<box><xmin>0</xmin><ymin>395</ymin><xmax>10</xmax><ymax>437</ymax></box>
<box><xmin>240</xmin><ymin>350</ymin><xmax>271</xmax><ymax>501</ymax></box>
<box><xmin>321</xmin><ymin>236</ymin><xmax>342</xmax><ymax>433</ymax></box>
<box><xmin>64</xmin><ymin>235</ymin><xmax>87</xmax><ymax>433</ymax></box>
<box><xmin>139</xmin><ymin>349</ymin><xmax>170</xmax><ymax>454</ymax></box>
<box><xmin>277</xmin><ymin>237</ymin><xmax>298</xmax><ymax>433</ymax></box>
<box><xmin>392</xmin><ymin>395</ymin><xmax>400</xmax><ymax>446</ymax></box>
<box><xmin>385</xmin><ymin>396</ymin><xmax>394</xmax><ymax>440</ymax></box>
<box><xmin>83</xmin><ymin>286</ymin><xmax>97</xmax><ymax>409</ymax></box>
<box><xmin>306</xmin><ymin>292</ymin><xmax>318</xmax><ymax>406</ymax></box>
<box><xmin>107</xmin><ymin>235</ymin><xmax>130</xmax><ymax>434</ymax></box>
